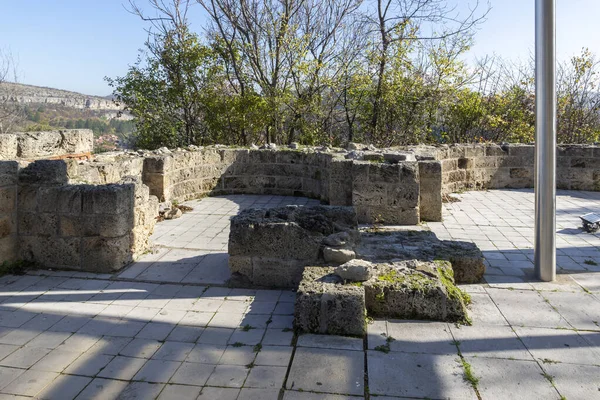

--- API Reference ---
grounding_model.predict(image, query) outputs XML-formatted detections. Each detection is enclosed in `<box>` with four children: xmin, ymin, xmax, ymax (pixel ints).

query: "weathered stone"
<box><xmin>18</xmin><ymin>160</ymin><xmax>68</xmax><ymax>185</ymax></box>
<box><xmin>323</xmin><ymin>247</ymin><xmax>356</xmax><ymax>264</ymax></box>
<box><xmin>356</xmin><ymin>230</ymin><xmax>485</xmax><ymax>284</ymax></box>
<box><xmin>362</xmin><ymin>260</ymin><xmax>469</xmax><ymax>323</ymax></box>
<box><xmin>334</xmin><ymin>259</ymin><xmax>372</xmax><ymax>282</ymax></box>
<box><xmin>295</xmin><ymin>266</ymin><xmax>366</xmax><ymax>336</ymax></box>
<box><xmin>0</xmin><ymin>130</ymin><xmax>93</xmax><ymax>160</ymax></box>
<box><xmin>228</xmin><ymin>205</ymin><xmax>359</xmax><ymax>288</ymax></box>
<box><xmin>322</xmin><ymin>231</ymin><xmax>350</xmax><ymax>247</ymax></box>
<box><xmin>165</xmin><ymin>208</ymin><xmax>182</xmax><ymax>220</ymax></box>
<box><xmin>383</xmin><ymin>152</ymin><xmax>416</xmax><ymax>163</ymax></box>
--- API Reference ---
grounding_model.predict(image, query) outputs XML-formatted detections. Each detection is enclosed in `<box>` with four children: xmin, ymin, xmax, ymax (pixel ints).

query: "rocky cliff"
<box><xmin>0</xmin><ymin>82</ymin><xmax>121</xmax><ymax>111</ymax></box>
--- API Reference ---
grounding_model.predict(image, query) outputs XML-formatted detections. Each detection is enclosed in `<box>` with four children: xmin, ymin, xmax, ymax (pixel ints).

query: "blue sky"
<box><xmin>1</xmin><ymin>0</ymin><xmax>599</xmax><ymax>96</ymax></box>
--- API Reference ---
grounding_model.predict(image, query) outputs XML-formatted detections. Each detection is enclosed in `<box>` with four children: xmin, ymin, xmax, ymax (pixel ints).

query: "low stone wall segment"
<box><xmin>0</xmin><ymin>159</ymin><xmax>157</xmax><ymax>271</ymax></box>
<box><xmin>0</xmin><ymin>161</ymin><xmax>18</xmax><ymax>262</ymax></box>
<box><xmin>0</xmin><ymin>129</ymin><xmax>94</xmax><ymax>160</ymax></box>
<box><xmin>419</xmin><ymin>143</ymin><xmax>600</xmax><ymax>194</ymax></box>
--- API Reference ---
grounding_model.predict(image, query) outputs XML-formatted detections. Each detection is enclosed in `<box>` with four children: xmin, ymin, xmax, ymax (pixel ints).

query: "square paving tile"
<box><xmin>206</xmin><ymin>364</ymin><xmax>249</xmax><ymax>388</ymax></box>
<box><xmin>543</xmin><ymin>362</ymin><xmax>600</xmax><ymax>399</ymax></box>
<box><xmin>287</xmin><ymin>348</ymin><xmax>364</xmax><ymax>396</ymax></box>
<box><xmin>385</xmin><ymin>321</ymin><xmax>457</xmax><ymax>355</ymax></box>
<box><xmin>199</xmin><ymin>386</ymin><xmax>240</xmax><ymax>400</ymax></box>
<box><xmin>157</xmin><ymin>384</ymin><xmax>202</xmax><ymax>399</ymax></box>
<box><xmin>514</xmin><ymin>326</ymin><xmax>600</xmax><ymax>365</ymax></box>
<box><xmin>133</xmin><ymin>359</ymin><xmax>181</xmax><ymax>383</ymax></box>
<box><xmin>450</xmin><ymin>324</ymin><xmax>533</xmax><ymax>360</ymax></box>
<box><xmin>35</xmin><ymin>374</ymin><xmax>91</xmax><ymax>400</ymax></box>
<box><xmin>367</xmin><ymin>351</ymin><xmax>475</xmax><ymax>399</ymax></box>
<box><xmin>467</xmin><ymin>357</ymin><xmax>559</xmax><ymax>399</ymax></box>
<box><xmin>297</xmin><ymin>334</ymin><xmax>363</xmax><ymax>351</ymax></box>
<box><xmin>97</xmin><ymin>356</ymin><xmax>146</xmax><ymax>380</ymax></box>
<box><xmin>244</xmin><ymin>365</ymin><xmax>287</xmax><ymax>389</ymax></box>
<box><xmin>170</xmin><ymin>362</ymin><xmax>215</xmax><ymax>386</ymax></box>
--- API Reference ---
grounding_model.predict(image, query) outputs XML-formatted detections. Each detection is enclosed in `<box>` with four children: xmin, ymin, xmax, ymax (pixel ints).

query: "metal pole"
<box><xmin>534</xmin><ymin>0</ymin><xmax>556</xmax><ymax>282</ymax></box>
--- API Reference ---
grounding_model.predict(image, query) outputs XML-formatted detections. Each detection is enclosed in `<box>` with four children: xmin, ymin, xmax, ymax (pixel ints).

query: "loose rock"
<box><xmin>323</xmin><ymin>246</ymin><xmax>356</xmax><ymax>264</ymax></box>
<box><xmin>334</xmin><ymin>259</ymin><xmax>372</xmax><ymax>282</ymax></box>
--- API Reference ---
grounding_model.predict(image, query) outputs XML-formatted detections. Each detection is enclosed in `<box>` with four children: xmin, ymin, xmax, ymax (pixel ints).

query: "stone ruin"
<box><xmin>6</xmin><ymin>129</ymin><xmax>600</xmax><ymax>336</ymax></box>
<box><xmin>228</xmin><ymin>205</ymin><xmax>484</xmax><ymax>336</ymax></box>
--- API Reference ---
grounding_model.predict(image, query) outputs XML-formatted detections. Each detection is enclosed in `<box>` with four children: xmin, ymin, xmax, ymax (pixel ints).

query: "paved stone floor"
<box><xmin>0</xmin><ymin>191</ymin><xmax>597</xmax><ymax>399</ymax></box>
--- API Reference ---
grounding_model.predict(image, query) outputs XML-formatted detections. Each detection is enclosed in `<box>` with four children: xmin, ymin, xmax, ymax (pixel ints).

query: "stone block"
<box><xmin>60</xmin><ymin>213</ymin><xmax>133</xmax><ymax>238</ymax></box>
<box><xmin>0</xmin><ymin>215</ymin><xmax>15</xmax><ymax>239</ymax></box>
<box><xmin>368</xmin><ymin>163</ymin><xmax>401</xmax><ymax>183</ymax></box>
<box><xmin>352</xmin><ymin>183</ymin><xmax>387</xmax><ymax>206</ymax></box>
<box><xmin>419</xmin><ymin>161</ymin><xmax>442</xmax><ymax>222</ymax></box>
<box><xmin>294</xmin><ymin>267</ymin><xmax>366</xmax><ymax>336</ymax></box>
<box><xmin>507</xmin><ymin>144</ymin><xmax>534</xmax><ymax>158</ymax></box>
<box><xmin>20</xmin><ymin>236</ymin><xmax>81</xmax><ymax>268</ymax></box>
<box><xmin>250</xmin><ymin>258</ymin><xmax>307</xmax><ymax>289</ymax></box>
<box><xmin>81</xmin><ymin>184</ymin><xmax>134</xmax><ymax>214</ymax></box>
<box><xmin>143</xmin><ymin>156</ymin><xmax>171</xmax><ymax>174</ymax></box>
<box><xmin>0</xmin><ymin>161</ymin><xmax>18</xmax><ymax>186</ymax></box>
<box><xmin>82</xmin><ymin>235</ymin><xmax>133</xmax><ymax>272</ymax></box>
<box><xmin>354</xmin><ymin>205</ymin><xmax>419</xmax><ymax>225</ymax></box>
<box><xmin>37</xmin><ymin>185</ymin><xmax>82</xmax><ymax>214</ymax></box>
<box><xmin>363</xmin><ymin>260</ymin><xmax>469</xmax><ymax>322</ymax></box>
<box><xmin>0</xmin><ymin>186</ymin><xmax>16</xmax><ymax>213</ymax></box>
<box><xmin>18</xmin><ymin>160</ymin><xmax>68</xmax><ymax>185</ymax></box>
<box><xmin>485</xmin><ymin>145</ymin><xmax>508</xmax><ymax>157</ymax></box>
<box><xmin>0</xmin><ymin>234</ymin><xmax>18</xmax><ymax>262</ymax></box>
<box><xmin>18</xmin><ymin>212</ymin><xmax>58</xmax><ymax>237</ymax></box>
<box><xmin>356</xmin><ymin>230</ymin><xmax>485</xmax><ymax>284</ymax></box>
<box><xmin>0</xmin><ymin>134</ymin><xmax>18</xmax><ymax>159</ymax></box>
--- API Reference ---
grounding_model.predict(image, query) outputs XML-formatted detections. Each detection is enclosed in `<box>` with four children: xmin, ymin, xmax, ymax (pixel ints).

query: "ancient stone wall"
<box><xmin>141</xmin><ymin>147</ymin><xmax>425</xmax><ymax>224</ymax></box>
<box><xmin>0</xmin><ymin>160</ymin><xmax>158</xmax><ymax>271</ymax></box>
<box><xmin>0</xmin><ymin>161</ymin><xmax>18</xmax><ymax>262</ymax></box>
<box><xmin>68</xmin><ymin>153</ymin><xmax>145</xmax><ymax>185</ymax></box>
<box><xmin>428</xmin><ymin>143</ymin><xmax>600</xmax><ymax>194</ymax></box>
<box><xmin>143</xmin><ymin>149</ymin><xmax>331</xmax><ymax>204</ymax></box>
<box><xmin>0</xmin><ymin>129</ymin><xmax>94</xmax><ymax>160</ymax></box>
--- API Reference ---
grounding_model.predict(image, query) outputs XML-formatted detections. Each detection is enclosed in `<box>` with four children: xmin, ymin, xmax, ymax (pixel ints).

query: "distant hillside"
<box><xmin>0</xmin><ymin>82</ymin><xmax>121</xmax><ymax>111</ymax></box>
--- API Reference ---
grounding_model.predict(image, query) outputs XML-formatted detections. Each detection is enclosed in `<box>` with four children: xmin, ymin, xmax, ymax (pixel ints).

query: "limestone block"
<box><xmin>0</xmin><ymin>215</ymin><xmax>15</xmax><ymax>239</ymax></box>
<box><xmin>37</xmin><ymin>185</ymin><xmax>82</xmax><ymax>214</ymax></box>
<box><xmin>0</xmin><ymin>234</ymin><xmax>18</xmax><ymax>262</ymax></box>
<box><xmin>485</xmin><ymin>145</ymin><xmax>508</xmax><ymax>157</ymax></box>
<box><xmin>0</xmin><ymin>134</ymin><xmax>17</xmax><ymax>159</ymax></box>
<box><xmin>418</xmin><ymin>161</ymin><xmax>442</xmax><ymax>222</ymax></box>
<box><xmin>249</xmin><ymin>258</ymin><xmax>307</xmax><ymax>288</ymax></box>
<box><xmin>143</xmin><ymin>155</ymin><xmax>171</xmax><ymax>174</ymax></box>
<box><xmin>295</xmin><ymin>267</ymin><xmax>366</xmax><ymax>336</ymax></box>
<box><xmin>20</xmin><ymin>236</ymin><xmax>81</xmax><ymax>268</ymax></box>
<box><xmin>323</xmin><ymin>247</ymin><xmax>355</xmax><ymax>264</ymax></box>
<box><xmin>277</xmin><ymin>177</ymin><xmax>303</xmax><ymax>191</ymax></box>
<box><xmin>81</xmin><ymin>184</ymin><xmax>134</xmax><ymax>214</ymax></box>
<box><xmin>355</xmin><ymin>205</ymin><xmax>419</xmax><ymax>225</ymax></box>
<box><xmin>388</xmin><ymin>183</ymin><xmax>419</xmax><ymax>208</ymax></box>
<box><xmin>558</xmin><ymin>145</ymin><xmax>594</xmax><ymax>158</ymax></box>
<box><xmin>356</xmin><ymin>230</ymin><xmax>485</xmax><ymax>284</ymax></box>
<box><xmin>507</xmin><ymin>144</ymin><xmax>534</xmax><ymax>158</ymax></box>
<box><xmin>363</xmin><ymin>260</ymin><xmax>469</xmax><ymax>322</ymax></box>
<box><xmin>0</xmin><ymin>161</ymin><xmax>18</xmax><ymax>186</ymax></box>
<box><xmin>18</xmin><ymin>160</ymin><xmax>68</xmax><ymax>185</ymax></box>
<box><xmin>352</xmin><ymin>183</ymin><xmax>386</xmax><ymax>206</ymax></box>
<box><xmin>82</xmin><ymin>235</ymin><xmax>133</xmax><ymax>272</ymax></box>
<box><xmin>18</xmin><ymin>212</ymin><xmax>58</xmax><ymax>237</ymax></box>
<box><xmin>60</xmin><ymin>213</ymin><xmax>133</xmax><ymax>238</ymax></box>
<box><xmin>229</xmin><ymin>219</ymin><xmax>322</xmax><ymax>259</ymax></box>
<box><xmin>0</xmin><ymin>187</ymin><xmax>16</xmax><ymax>213</ymax></box>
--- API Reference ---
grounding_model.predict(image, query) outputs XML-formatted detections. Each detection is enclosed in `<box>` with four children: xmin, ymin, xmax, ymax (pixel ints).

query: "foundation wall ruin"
<box><xmin>0</xmin><ymin>159</ymin><xmax>157</xmax><ymax>272</ymax></box>
<box><xmin>423</xmin><ymin>143</ymin><xmax>600</xmax><ymax>194</ymax></box>
<box><xmin>140</xmin><ymin>148</ymin><xmax>427</xmax><ymax>225</ymax></box>
<box><xmin>0</xmin><ymin>129</ymin><xmax>94</xmax><ymax>160</ymax></box>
